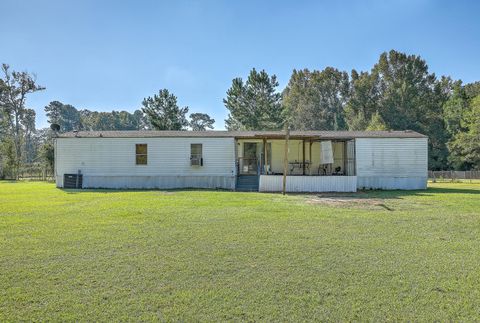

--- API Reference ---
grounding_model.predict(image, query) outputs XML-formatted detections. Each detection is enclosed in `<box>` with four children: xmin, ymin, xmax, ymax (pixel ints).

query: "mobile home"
<box><xmin>55</xmin><ymin>130</ymin><xmax>428</xmax><ymax>192</ymax></box>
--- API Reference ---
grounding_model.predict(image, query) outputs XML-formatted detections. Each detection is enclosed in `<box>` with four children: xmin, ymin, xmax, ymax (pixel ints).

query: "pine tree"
<box><xmin>141</xmin><ymin>89</ymin><xmax>189</xmax><ymax>130</ymax></box>
<box><xmin>224</xmin><ymin>68</ymin><xmax>283</xmax><ymax>130</ymax></box>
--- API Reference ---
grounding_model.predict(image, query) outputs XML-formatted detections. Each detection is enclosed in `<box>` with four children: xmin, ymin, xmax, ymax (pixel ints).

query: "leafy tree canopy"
<box><xmin>283</xmin><ymin>67</ymin><xmax>350</xmax><ymax>130</ymax></box>
<box><xmin>448</xmin><ymin>95</ymin><xmax>480</xmax><ymax>169</ymax></box>
<box><xmin>0</xmin><ymin>64</ymin><xmax>44</xmax><ymax>178</ymax></box>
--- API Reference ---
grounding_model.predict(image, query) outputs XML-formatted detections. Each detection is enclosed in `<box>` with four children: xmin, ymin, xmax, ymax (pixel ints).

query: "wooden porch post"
<box><xmin>282</xmin><ymin>128</ymin><xmax>290</xmax><ymax>195</ymax></box>
<box><xmin>302</xmin><ymin>139</ymin><xmax>306</xmax><ymax>175</ymax></box>
<box><xmin>263</xmin><ymin>137</ymin><xmax>267</xmax><ymax>175</ymax></box>
<box><xmin>309</xmin><ymin>140</ymin><xmax>313</xmax><ymax>175</ymax></box>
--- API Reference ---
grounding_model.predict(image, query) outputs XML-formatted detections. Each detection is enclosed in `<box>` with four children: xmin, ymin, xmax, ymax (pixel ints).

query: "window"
<box><xmin>190</xmin><ymin>144</ymin><xmax>203</xmax><ymax>166</ymax></box>
<box><xmin>136</xmin><ymin>144</ymin><xmax>147</xmax><ymax>165</ymax></box>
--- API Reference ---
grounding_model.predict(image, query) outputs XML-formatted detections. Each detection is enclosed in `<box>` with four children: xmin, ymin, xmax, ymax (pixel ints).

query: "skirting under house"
<box><xmin>259</xmin><ymin>175</ymin><xmax>357</xmax><ymax>192</ymax></box>
<box><xmin>77</xmin><ymin>175</ymin><xmax>236</xmax><ymax>190</ymax></box>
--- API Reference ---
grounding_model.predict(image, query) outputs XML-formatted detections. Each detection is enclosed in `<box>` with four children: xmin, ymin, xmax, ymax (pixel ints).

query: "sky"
<box><xmin>1</xmin><ymin>0</ymin><xmax>479</xmax><ymax>129</ymax></box>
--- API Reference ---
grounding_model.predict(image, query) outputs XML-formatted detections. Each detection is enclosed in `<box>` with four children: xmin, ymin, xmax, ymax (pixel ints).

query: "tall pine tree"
<box><xmin>224</xmin><ymin>68</ymin><xmax>283</xmax><ymax>130</ymax></box>
<box><xmin>141</xmin><ymin>89</ymin><xmax>189</xmax><ymax>130</ymax></box>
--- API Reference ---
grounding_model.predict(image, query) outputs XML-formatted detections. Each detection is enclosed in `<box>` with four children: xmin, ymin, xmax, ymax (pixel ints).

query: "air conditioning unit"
<box><xmin>190</xmin><ymin>157</ymin><xmax>203</xmax><ymax>166</ymax></box>
<box><xmin>64</xmin><ymin>173</ymin><xmax>83</xmax><ymax>189</ymax></box>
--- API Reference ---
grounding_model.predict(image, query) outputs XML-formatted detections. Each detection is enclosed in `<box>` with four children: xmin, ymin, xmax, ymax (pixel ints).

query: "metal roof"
<box><xmin>58</xmin><ymin>130</ymin><xmax>427</xmax><ymax>139</ymax></box>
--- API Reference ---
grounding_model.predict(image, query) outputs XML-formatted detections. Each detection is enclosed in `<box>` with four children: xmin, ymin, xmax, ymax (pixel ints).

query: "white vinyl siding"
<box><xmin>56</xmin><ymin>137</ymin><xmax>235</xmax><ymax>177</ymax></box>
<box><xmin>355</xmin><ymin>138</ymin><xmax>428</xmax><ymax>177</ymax></box>
<box><xmin>355</xmin><ymin>137</ymin><xmax>428</xmax><ymax>190</ymax></box>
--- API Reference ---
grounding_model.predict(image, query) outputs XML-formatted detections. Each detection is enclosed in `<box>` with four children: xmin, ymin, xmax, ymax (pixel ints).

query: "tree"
<box><xmin>464</xmin><ymin>81</ymin><xmax>480</xmax><ymax>99</ymax></box>
<box><xmin>142</xmin><ymin>89</ymin><xmax>189</xmax><ymax>130</ymax></box>
<box><xmin>0</xmin><ymin>64</ymin><xmax>45</xmax><ymax>178</ymax></box>
<box><xmin>283</xmin><ymin>67</ymin><xmax>350</xmax><ymax>130</ymax></box>
<box><xmin>224</xmin><ymin>68</ymin><xmax>283</xmax><ymax>130</ymax></box>
<box><xmin>344</xmin><ymin>70</ymin><xmax>382</xmax><ymax>130</ymax></box>
<box><xmin>45</xmin><ymin>101</ymin><xmax>82</xmax><ymax>132</ymax></box>
<box><xmin>40</xmin><ymin>142</ymin><xmax>55</xmax><ymax>173</ymax></box>
<box><xmin>133</xmin><ymin>110</ymin><xmax>149</xmax><ymax>130</ymax></box>
<box><xmin>374</xmin><ymin>51</ymin><xmax>453</xmax><ymax>169</ymax></box>
<box><xmin>189</xmin><ymin>113</ymin><xmax>215</xmax><ymax>131</ymax></box>
<box><xmin>366</xmin><ymin>111</ymin><xmax>388</xmax><ymax>130</ymax></box>
<box><xmin>428</xmin><ymin>76</ymin><xmax>455</xmax><ymax>170</ymax></box>
<box><xmin>444</xmin><ymin>82</ymin><xmax>480</xmax><ymax>169</ymax></box>
<box><xmin>23</xmin><ymin>108</ymin><xmax>37</xmax><ymax>163</ymax></box>
<box><xmin>0</xmin><ymin>137</ymin><xmax>16</xmax><ymax>179</ymax></box>
<box><xmin>343</xmin><ymin>50</ymin><xmax>452</xmax><ymax>169</ymax></box>
<box><xmin>46</xmin><ymin>101</ymin><xmax>147</xmax><ymax>132</ymax></box>
<box><xmin>448</xmin><ymin>95</ymin><xmax>480</xmax><ymax>169</ymax></box>
<box><xmin>443</xmin><ymin>81</ymin><xmax>468</xmax><ymax>136</ymax></box>
<box><xmin>372</xmin><ymin>51</ymin><xmax>435</xmax><ymax>130</ymax></box>
<box><xmin>442</xmin><ymin>81</ymin><xmax>470</xmax><ymax>169</ymax></box>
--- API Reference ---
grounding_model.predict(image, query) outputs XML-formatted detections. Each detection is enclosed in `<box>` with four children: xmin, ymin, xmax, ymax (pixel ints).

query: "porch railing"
<box><xmin>237</xmin><ymin>157</ymin><xmax>259</xmax><ymax>175</ymax></box>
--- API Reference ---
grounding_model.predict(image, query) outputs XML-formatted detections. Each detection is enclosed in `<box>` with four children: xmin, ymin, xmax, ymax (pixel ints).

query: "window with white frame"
<box><xmin>190</xmin><ymin>144</ymin><xmax>203</xmax><ymax>166</ymax></box>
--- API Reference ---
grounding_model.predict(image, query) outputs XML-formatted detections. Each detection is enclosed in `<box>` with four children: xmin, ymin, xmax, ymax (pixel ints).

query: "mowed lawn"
<box><xmin>1</xmin><ymin>182</ymin><xmax>479</xmax><ymax>321</ymax></box>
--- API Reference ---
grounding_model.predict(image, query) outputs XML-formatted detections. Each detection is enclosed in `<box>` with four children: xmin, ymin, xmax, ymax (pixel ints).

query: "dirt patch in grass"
<box><xmin>305</xmin><ymin>194</ymin><xmax>393</xmax><ymax>210</ymax></box>
<box><xmin>157</xmin><ymin>191</ymin><xmax>176</xmax><ymax>195</ymax></box>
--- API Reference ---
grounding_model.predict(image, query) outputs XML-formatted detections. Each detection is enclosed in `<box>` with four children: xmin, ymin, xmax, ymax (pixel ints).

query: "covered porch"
<box><xmin>235</xmin><ymin>134</ymin><xmax>357</xmax><ymax>192</ymax></box>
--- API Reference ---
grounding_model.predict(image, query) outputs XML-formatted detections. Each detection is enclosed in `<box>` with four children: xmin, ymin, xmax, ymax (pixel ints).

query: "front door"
<box><xmin>242</xmin><ymin>143</ymin><xmax>257</xmax><ymax>174</ymax></box>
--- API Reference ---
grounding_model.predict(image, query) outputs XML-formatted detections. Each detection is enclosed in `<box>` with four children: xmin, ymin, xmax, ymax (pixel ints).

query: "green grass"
<box><xmin>1</xmin><ymin>181</ymin><xmax>479</xmax><ymax>321</ymax></box>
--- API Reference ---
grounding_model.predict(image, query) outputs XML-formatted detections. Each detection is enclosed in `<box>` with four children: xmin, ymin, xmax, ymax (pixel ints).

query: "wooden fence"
<box><xmin>429</xmin><ymin>170</ymin><xmax>480</xmax><ymax>182</ymax></box>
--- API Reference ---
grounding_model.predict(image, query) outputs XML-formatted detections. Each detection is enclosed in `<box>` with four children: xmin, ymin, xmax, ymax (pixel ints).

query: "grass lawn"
<box><xmin>1</xmin><ymin>181</ymin><xmax>479</xmax><ymax>321</ymax></box>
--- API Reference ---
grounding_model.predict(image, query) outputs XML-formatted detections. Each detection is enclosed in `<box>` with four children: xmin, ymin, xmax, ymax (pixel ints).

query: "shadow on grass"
<box><xmin>59</xmin><ymin>186</ymin><xmax>480</xmax><ymax>198</ymax></box>
<box><xmin>59</xmin><ymin>187</ymin><xmax>233</xmax><ymax>194</ymax></box>
<box><xmin>356</xmin><ymin>187</ymin><xmax>480</xmax><ymax>199</ymax></box>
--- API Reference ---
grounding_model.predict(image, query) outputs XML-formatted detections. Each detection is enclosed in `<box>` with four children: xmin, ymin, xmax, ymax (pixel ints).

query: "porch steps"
<box><xmin>236</xmin><ymin>175</ymin><xmax>259</xmax><ymax>192</ymax></box>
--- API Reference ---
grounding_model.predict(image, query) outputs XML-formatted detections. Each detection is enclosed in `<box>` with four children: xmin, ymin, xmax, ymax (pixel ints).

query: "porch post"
<box><xmin>282</xmin><ymin>128</ymin><xmax>290</xmax><ymax>195</ymax></box>
<box><xmin>263</xmin><ymin>137</ymin><xmax>267</xmax><ymax>175</ymax></box>
<box><xmin>234</xmin><ymin>138</ymin><xmax>238</xmax><ymax>176</ymax></box>
<box><xmin>302</xmin><ymin>139</ymin><xmax>306</xmax><ymax>175</ymax></box>
<box><xmin>309</xmin><ymin>140</ymin><xmax>313</xmax><ymax>175</ymax></box>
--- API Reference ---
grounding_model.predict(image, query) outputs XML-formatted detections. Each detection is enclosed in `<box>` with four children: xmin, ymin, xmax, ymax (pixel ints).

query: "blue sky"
<box><xmin>1</xmin><ymin>0</ymin><xmax>479</xmax><ymax>129</ymax></box>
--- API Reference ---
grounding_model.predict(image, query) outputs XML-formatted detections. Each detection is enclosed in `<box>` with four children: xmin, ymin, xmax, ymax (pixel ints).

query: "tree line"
<box><xmin>223</xmin><ymin>51</ymin><xmax>480</xmax><ymax>171</ymax></box>
<box><xmin>1</xmin><ymin>49</ymin><xmax>479</xmax><ymax>179</ymax></box>
<box><xmin>0</xmin><ymin>70</ymin><xmax>215</xmax><ymax>178</ymax></box>
<box><xmin>43</xmin><ymin>89</ymin><xmax>216</xmax><ymax>133</ymax></box>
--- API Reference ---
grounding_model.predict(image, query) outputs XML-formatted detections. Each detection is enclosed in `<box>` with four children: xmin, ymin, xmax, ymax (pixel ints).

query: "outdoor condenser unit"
<box><xmin>63</xmin><ymin>172</ymin><xmax>83</xmax><ymax>189</ymax></box>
